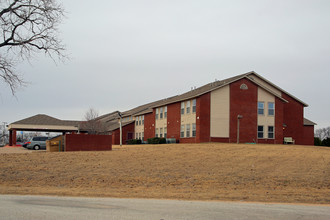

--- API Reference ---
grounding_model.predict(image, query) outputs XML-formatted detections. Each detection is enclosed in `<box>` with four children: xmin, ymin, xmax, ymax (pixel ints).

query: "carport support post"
<box><xmin>9</xmin><ymin>130</ymin><xmax>12</xmax><ymax>146</ymax></box>
<box><xmin>12</xmin><ymin>129</ymin><xmax>17</xmax><ymax>146</ymax></box>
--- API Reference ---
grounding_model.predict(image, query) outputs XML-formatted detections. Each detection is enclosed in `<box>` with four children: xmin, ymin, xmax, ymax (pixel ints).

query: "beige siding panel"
<box><xmin>210</xmin><ymin>85</ymin><xmax>230</xmax><ymax>137</ymax></box>
<box><xmin>155</xmin><ymin>118</ymin><xmax>167</xmax><ymax>129</ymax></box>
<box><xmin>181</xmin><ymin>112</ymin><xmax>196</xmax><ymax>125</ymax></box>
<box><xmin>135</xmin><ymin>124</ymin><xmax>144</xmax><ymax>134</ymax></box>
<box><xmin>252</xmin><ymin>75</ymin><xmax>282</xmax><ymax>97</ymax></box>
<box><xmin>258</xmin><ymin>87</ymin><xmax>275</xmax><ymax>138</ymax></box>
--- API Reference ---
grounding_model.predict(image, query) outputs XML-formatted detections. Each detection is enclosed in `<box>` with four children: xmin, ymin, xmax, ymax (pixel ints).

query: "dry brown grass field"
<box><xmin>0</xmin><ymin>143</ymin><xmax>329</xmax><ymax>204</ymax></box>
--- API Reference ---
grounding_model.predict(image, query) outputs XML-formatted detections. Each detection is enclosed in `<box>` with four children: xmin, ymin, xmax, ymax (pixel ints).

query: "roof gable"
<box><xmin>246</xmin><ymin>72</ymin><xmax>308</xmax><ymax>107</ymax></box>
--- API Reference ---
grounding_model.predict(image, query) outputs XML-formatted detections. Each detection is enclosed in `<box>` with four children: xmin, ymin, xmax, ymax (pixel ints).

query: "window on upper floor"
<box><xmin>155</xmin><ymin>108</ymin><xmax>159</xmax><ymax>120</ymax></box>
<box><xmin>135</xmin><ymin>119</ymin><xmax>138</xmax><ymax>126</ymax></box>
<box><xmin>142</xmin><ymin>115</ymin><xmax>144</xmax><ymax>125</ymax></box>
<box><xmin>164</xmin><ymin>106</ymin><xmax>167</xmax><ymax>118</ymax></box>
<box><xmin>258</xmin><ymin>126</ymin><xmax>264</xmax><ymax>138</ymax></box>
<box><xmin>139</xmin><ymin>116</ymin><xmax>142</xmax><ymax>125</ymax></box>
<box><xmin>192</xmin><ymin>99</ymin><xmax>196</xmax><ymax>113</ymax></box>
<box><xmin>160</xmin><ymin>107</ymin><xmax>163</xmax><ymax>119</ymax></box>
<box><xmin>258</xmin><ymin>102</ymin><xmax>264</xmax><ymax>115</ymax></box>
<box><xmin>181</xmin><ymin>102</ymin><xmax>185</xmax><ymax>115</ymax></box>
<box><xmin>268</xmin><ymin>102</ymin><xmax>275</xmax><ymax>116</ymax></box>
<box><xmin>186</xmin><ymin>101</ymin><xmax>190</xmax><ymax>114</ymax></box>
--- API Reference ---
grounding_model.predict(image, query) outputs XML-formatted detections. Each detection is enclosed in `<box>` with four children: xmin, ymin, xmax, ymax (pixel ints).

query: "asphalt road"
<box><xmin>0</xmin><ymin>195</ymin><xmax>329</xmax><ymax>220</ymax></box>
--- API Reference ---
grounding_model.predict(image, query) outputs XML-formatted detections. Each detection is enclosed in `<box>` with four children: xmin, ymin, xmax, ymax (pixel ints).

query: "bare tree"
<box><xmin>0</xmin><ymin>123</ymin><xmax>8</xmax><ymax>146</ymax></box>
<box><xmin>84</xmin><ymin>108</ymin><xmax>99</xmax><ymax>121</ymax></box>
<box><xmin>315</xmin><ymin>127</ymin><xmax>330</xmax><ymax>140</ymax></box>
<box><xmin>0</xmin><ymin>0</ymin><xmax>66</xmax><ymax>94</ymax></box>
<box><xmin>80</xmin><ymin>108</ymin><xmax>104</xmax><ymax>134</ymax></box>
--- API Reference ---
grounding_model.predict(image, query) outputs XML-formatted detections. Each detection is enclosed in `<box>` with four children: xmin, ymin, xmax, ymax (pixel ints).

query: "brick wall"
<box><xmin>229</xmin><ymin>79</ymin><xmax>258</xmax><ymax>143</ymax></box>
<box><xmin>167</xmin><ymin>102</ymin><xmax>181</xmax><ymax>140</ymax></box>
<box><xmin>275</xmin><ymin>97</ymin><xmax>284</xmax><ymax>144</ymax></box>
<box><xmin>303</xmin><ymin>125</ymin><xmax>315</xmax><ymax>145</ymax></box>
<box><xmin>112</xmin><ymin>129</ymin><xmax>119</xmax><ymax>145</ymax></box>
<box><xmin>65</xmin><ymin>134</ymin><xmax>112</xmax><ymax>151</ymax></box>
<box><xmin>282</xmin><ymin>93</ymin><xmax>304</xmax><ymax>145</ymax></box>
<box><xmin>111</xmin><ymin>122</ymin><xmax>135</xmax><ymax>145</ymax></box>
<box><xmin>196</xmin><ymin>93</ymin><xmax>211</xmax><ymax>143</ymax></box>
<box><xmin>144</xmin><ymin>112</ymin><xmax>155</xmax><ymax>140</ymax></box>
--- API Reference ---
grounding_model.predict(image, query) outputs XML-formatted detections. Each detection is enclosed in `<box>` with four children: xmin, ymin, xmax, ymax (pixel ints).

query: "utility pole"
<box><xmin>118</xmin><ymin>112</ymin><xmax>122</xmax><ymax>147</ymax></box>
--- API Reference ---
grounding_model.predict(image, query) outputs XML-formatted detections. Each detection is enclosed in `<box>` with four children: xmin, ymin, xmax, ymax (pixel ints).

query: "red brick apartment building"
<box><xmin>101</xmin><ymin>71</ymin><xmax>315</xmax><ymax>145</ymax></box>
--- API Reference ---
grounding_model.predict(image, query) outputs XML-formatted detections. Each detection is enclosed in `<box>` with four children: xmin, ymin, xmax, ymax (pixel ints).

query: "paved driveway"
<box><xmin>0</xmin><ymin>195</ymin><xmax>329</xmax><ymax>220</ymax></box>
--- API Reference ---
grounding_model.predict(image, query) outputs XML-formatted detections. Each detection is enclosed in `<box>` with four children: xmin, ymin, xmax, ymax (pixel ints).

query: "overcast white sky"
<box><xmin>1</xmin><ymin>0</ymin><xmax>329</xmax><ymax>129</ymax></box>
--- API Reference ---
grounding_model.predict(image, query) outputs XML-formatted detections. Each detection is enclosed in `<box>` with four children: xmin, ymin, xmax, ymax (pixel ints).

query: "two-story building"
<box><xmin>103</xmin><ymin>71</ymin><xmax>315</xmax><ymax>145</ymax></box>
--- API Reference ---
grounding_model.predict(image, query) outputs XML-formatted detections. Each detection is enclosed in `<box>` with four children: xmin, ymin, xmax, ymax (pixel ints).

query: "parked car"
<box><xmin>22</xmin><ymin>142</ymin><xmax>29</xmax><ymax>148</ymax></box>
<box><xmin>26</xmin><ymin>136</ymin><xmax>49</xmax><ymax>150</ymax></box>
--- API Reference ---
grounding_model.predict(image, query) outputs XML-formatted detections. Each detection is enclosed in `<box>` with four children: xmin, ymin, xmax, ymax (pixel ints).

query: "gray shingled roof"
<box><xmin>304</xmin><ymin>118</ymin><xmax>317</xmax><ymax>126</ymax></box>
<box><xmin>106</xmin><ymin>120</ymin><xmax>135</xmax><ymax>132</ymax></box>
<box><xmin>11</xmin><ymin>114</ymin><xmax>82</xmax><ymax>126</ymax></box>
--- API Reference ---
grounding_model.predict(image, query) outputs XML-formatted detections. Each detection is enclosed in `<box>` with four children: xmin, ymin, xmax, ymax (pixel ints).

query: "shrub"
<box><xmin>147</xmin><ymin>137</ymin><xmax>166</xmax><ymax>144</ymax></box>
<box><xmin>321</xmin><ymin>138</ymin><xmax>330</xmax><ymax>147</ymax></box>
<box><xmin>127</xmin><ymin>139</ymin><xmax>142</xmax><ymax>145</ymax></box>
<box><xmin>314</xmin><ymin>137</ymin><xmax>322</xmax><ymax>146</ymax></box>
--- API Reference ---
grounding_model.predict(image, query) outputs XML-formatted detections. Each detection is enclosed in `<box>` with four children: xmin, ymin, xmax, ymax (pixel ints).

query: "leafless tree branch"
<box><xmin>0</xmin><ymin>0</ymin><xmax>66</xmax><ymax>94</ymax></box>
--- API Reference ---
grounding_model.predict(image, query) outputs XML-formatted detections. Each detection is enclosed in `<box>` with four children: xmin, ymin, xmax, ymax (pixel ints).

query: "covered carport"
<box><xmin>7</xmin><ymin>114</ymin><xmax>84</xmax><ymax>146</ymax></box>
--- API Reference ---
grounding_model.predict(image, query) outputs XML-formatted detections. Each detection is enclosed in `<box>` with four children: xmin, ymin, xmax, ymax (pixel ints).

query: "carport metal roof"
<box><xmin>8</xmin><ymin>114</ymin><xmax>83</xmax><ymax>132</ymax></box>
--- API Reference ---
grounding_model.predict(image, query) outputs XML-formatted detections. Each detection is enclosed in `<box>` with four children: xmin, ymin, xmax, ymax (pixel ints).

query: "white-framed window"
<box><xmin>160</xmin><ymin>107</ymin><xmax>163</xmax><ymax>119</ymax></box>
<box><xmin>139</xmin><ymin>116</ymin><xmax>142</xmax><ymax>125</ymax></box>
<box><xmin>258</xmin><ymin>126</ymin><xmax>264</xmax><ymax>138</ymax></box>
<box><xmin>164</xmin><ymin>127</ymin><xmax>167</xmax><ymax>138</ymax></box>
<box><xmin>160</xmin><ymin>128</ymin><xmax>163</xmax><ymax>137</ymax></box>
<box><xmin>181</xmin><ymin>102</ymin><xmax>185</xmax><ymax>115</ymax></box>
<box><xmin>135</xmin><ymin>119</ymin><xmax>138</xmax><ymax>126</ymax></box>
<box><xmin>192</xmin><ymin>123</ymin><xmax>196</xmax><ymax>137</ymax></box>
<box><xmin>192</xmin><ymin>99</ymin><xmax>196</xmax><ymax>113</ymax></box>
<box><xmin>142</xmin><ymin>115</ymin><xmax>144</xmax><ymax>125</ymax></box>
<box><xmin>155</xmin><ymin>108</ymin><xmax>159</xmax><ymax>120</ymax></box>
<box><xmin>268</xmin><ymin>126</ymin><xmax>274</xmax><ymax>139</ymax></box>
<box><xmin>155</xmin><ymin>128</ymin><xmax>159</xmax><ymax>137</ymax></box>
<box><xmin>186</xmin><ymin>124</ymin><xmax>190</xmax><ymax>137</ymax></box>
<box><xmin>186</xmin><ymin>101</ymin><xmax>190</xmax><ymax>114</ymax></box>
<box><xmin>258</xmin><ymin>102</ymin><xmax>264</xmax><ymax>115</ymax></box>
<box><xmin>180</xmin><ymin>125</ymin><xmax>185</xmax><ymax>138</ymax></box>
<box><xmin>268</xmin><ymin>102</ymin><xmax>275</xmax><ymax>116</ymax></box>
<box><xmin>164</xmin><ymin>106</ymin><xmax>167</xmax><ymax>118</ymax></box>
